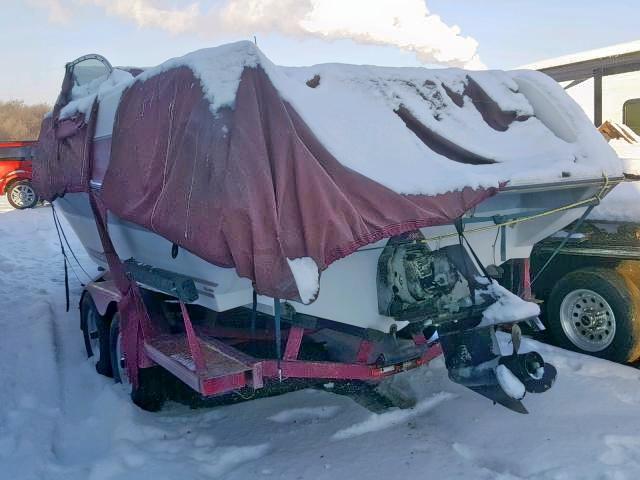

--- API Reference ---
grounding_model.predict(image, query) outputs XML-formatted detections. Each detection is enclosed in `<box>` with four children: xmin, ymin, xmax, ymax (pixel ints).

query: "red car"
<box><xmin>0</xmin><ymin>141</ymin><xmax>38</xmax><ymax>209</ymax></box>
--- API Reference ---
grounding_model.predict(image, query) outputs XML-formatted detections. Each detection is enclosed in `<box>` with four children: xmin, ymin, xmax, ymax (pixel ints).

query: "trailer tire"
<box><xmin>546</xmin><ymin>268</ymin><xmax>640</xmax><ymax>363</ymax></box>
<box><xmin>80</xmin><ymin>293</ymin><xmax>112</xmax><ymax>377</ymax></box>
<box><xmin>110</xmin><ymin>314</ymin><xmax>167</xmax><ymax>412</ymax></box>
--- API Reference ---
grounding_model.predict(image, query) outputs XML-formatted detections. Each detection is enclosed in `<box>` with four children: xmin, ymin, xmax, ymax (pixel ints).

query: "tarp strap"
<box><xmin>251</xmin><ymin>289</ymin><xmax>257</xmax><ymax>333</ymax></box>
<box><xmin>274</xmin><ymin>298</ymin><xmax>282</xmax><ymax>381</ymax></box>
<box><xmin>89</xmin><ymin>196</ymin><xmax>129</xmax><ymax>293</ymax></box>
<box><xmin>89</xmin><ymin>194</ymin><xmax>147</xmax><ymax>387</ymax></box>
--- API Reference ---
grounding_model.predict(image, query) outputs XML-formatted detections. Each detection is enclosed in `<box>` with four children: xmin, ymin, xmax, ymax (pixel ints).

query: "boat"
<box><xmin>34</xmin><ymin>42</ymin><xmax>624</xmax><ymax>411</ymax></box>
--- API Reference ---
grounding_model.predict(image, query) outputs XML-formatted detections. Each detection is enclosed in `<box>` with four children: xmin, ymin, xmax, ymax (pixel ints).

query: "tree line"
<box><xmin>0</xmin><ymin>100</ymin><xmax>50</xmax><ymax>141</ymax></box>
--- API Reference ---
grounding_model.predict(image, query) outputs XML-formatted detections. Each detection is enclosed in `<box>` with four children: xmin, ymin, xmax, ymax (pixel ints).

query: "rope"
<box><xmin>51</xmin><ymin>207</ymin><xmax>70</xmax><ymax>312</ymax></box>
<box><xmin>531</xmin><ymin>204</ymin><xmax>595</xmax><ymax>286</ymax></box>
<box><xmin>51</xmin><ymin>204</ymin><xmax>93</xmax><ymax>281</ymax></box>
<box><xmin>455</xmin><ymin>218</ymin><xmax>491</xmax><ymax>281</ymax></box>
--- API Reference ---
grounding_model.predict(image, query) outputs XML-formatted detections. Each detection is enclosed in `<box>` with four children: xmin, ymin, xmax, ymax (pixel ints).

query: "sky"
<box><xmin>2</xmin><ymin>0</ymin><xmax>640</xmax><ymax>105</ymax></box>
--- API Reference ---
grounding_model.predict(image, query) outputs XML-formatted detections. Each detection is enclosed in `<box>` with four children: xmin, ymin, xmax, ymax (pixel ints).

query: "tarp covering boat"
<box><xmin>34</xmin><ymin>42</ymin><xmax>622</xmax><ymax>303</ymax></box>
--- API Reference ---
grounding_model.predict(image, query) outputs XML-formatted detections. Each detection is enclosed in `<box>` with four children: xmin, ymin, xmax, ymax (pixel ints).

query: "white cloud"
<box><xmin>301</xmin><ymin>0</ymin><xmax>483</xmax><ymax>68</ymax></box>
<box><xmin>79</xmin><ymin>0</ymin><xmax>201</xmax><ymax>34</ymax></box>
<box><xmin>29</xmin><ymin>0</ymin><xmax>483</xmax><ymax>68</ymax></box>
<box><xmin>27</xmin><ymin>0</ymin><xmax>72</xmax><ymax>23</ymax></box>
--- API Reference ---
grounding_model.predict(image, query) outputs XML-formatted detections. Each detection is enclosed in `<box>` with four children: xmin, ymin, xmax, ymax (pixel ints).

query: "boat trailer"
<box><xmin>85</xmin><ymin>267</ymin><xmax>442</xmax><ymax>403</ymax></box>
<box><xmin>76</xmin><ymin>196</ymin><xmax>555</xmax><ymax>412</ymax></box>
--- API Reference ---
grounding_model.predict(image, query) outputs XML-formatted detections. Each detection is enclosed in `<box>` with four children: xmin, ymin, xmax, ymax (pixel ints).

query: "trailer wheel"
<box><xmin>109</xmin><ymin>314</ymin><xmax>166</xmax><ymax>411</ymax></box>
<box><xmin>80</xmin><ymin>293</ymin><xmax>112</xmax><ymax>377</ymax></box>
<box><xmin>6</xmin><ymin>180</ymin><xmax>38</xmax><ymax>209</ymax></box>
<box><xmin>547</xmin><ymin>268</ymin><xmax>640</xmax><ymax>363</ymax></box>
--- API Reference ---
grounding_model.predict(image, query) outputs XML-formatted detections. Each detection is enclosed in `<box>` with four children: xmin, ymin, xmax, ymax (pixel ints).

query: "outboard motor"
<box><xmin>377</xmin><ymin>231</ymin><xmax>557</xmax><ymax>413</ymax></box>
<box><xmin>439</xmin><ymin>325</ymin><xmax>556</xmax><ymax>413</ymax></box>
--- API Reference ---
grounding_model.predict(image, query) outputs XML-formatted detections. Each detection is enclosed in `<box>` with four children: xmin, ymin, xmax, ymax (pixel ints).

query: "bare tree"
<box><xmin>0</xmin><ymin>100</ymin><xmax>51</xmax><ymax>141</ymax></box>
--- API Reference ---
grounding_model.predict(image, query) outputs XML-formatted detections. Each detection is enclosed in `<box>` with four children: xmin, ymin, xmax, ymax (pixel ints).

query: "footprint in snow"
<box><xmin>196</xmin><ymin>444</ymin><xmax>270</xmax><ymax>478</ymax></box>
<box><xmin>267</xmin><ymin>406</ymin><xmax>340</xmax><ymax>424</ymax></box>
<box><xmin>614</xmin><ymin>390</ymin><xmax>640</xmax><ymax>406</ymax></box>
<box><xmin>599</xmin><ymin>434</ymin><xmax>640</xmax><ymax>467</ymax></box>
<box><xmin>453</xmin><ymin>442</ymin><xmax>527</xmax><ymax>479</ymax></box>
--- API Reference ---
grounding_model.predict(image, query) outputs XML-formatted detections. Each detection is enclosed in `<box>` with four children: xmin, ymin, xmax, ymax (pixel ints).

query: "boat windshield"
<box><xmin>71</xmin><ymin>57</ymin><xmax>111</xmax><ymax>87</ymax></box>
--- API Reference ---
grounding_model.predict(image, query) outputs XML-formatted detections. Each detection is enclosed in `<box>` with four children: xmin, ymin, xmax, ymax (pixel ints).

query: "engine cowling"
<box><xmin>377</xmin><ymin>231</ymin><xmax>475</xmax><ymax>323</ymax></box>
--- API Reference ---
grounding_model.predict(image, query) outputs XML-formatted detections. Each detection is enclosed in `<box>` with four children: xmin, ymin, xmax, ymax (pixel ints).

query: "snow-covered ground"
<box><xmin>4</xmin><ymin>196</ymin><xmax>640</xmax><ymax>480</ymax></box>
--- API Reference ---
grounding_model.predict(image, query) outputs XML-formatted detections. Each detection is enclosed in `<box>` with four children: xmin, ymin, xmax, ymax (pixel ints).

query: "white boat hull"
<box><xmin>56</xmin><ymin>177</ymin><xmax>611</xmax><ymax>333</ymax></box>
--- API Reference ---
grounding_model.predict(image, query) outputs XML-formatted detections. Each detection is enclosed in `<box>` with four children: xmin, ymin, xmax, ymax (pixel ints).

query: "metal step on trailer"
<box><xmin>144</xmin><ymin>330</ymin><xmax>264</xmax><ymax>396</ymax></box>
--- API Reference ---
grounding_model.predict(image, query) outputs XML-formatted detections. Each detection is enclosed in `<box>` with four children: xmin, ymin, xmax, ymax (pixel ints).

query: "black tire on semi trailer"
<box><xmin>546</xmin><ymin>267</ymin><xmax>640</xmax><ymax>363</ymax></box>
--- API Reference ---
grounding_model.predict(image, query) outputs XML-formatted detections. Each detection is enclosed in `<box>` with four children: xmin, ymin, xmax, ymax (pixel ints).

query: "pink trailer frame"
<box><xmin>87</xmin><ymin>276</ymin><xmax>442</xmax><ymax>398</ymax></box>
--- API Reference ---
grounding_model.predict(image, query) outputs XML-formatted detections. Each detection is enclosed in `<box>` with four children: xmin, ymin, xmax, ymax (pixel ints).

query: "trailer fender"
<box><xmin>85</xmin><ymin>280</ymin><xmax>122</xmax><ymax>316</ymax></box>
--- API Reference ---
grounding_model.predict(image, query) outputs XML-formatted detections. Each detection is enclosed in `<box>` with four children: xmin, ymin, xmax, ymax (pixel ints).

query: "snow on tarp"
<box><xmin>59</xmin><ymin>68</ymin><xmax>133</xmax><ymax>120</ymax></box>
<box><xmin>36</xmin><ymin>41</ymin><xmax>623</xmax><ymax>302</ymax></box>
<box><xmin>269</xmin><ymin>61</ymin><xmax>621</xmax><ymax>194</ymax></box>
<box><xmin>104</xmin><ymin>42</ymin><xmax>621</xmax><ymax>194</ymax></box>
<box><xmin>286</xmin><ymin>258</ymin><xmax>320</xmax><ymax>304</ymax></box>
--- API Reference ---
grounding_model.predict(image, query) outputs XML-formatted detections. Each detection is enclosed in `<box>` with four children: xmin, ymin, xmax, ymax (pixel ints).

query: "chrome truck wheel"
<box><xmin>547</xmin><ymin>267</ymin><xmax>640</xmax><ymax>363</ymax></box>
<box><xmin>559</xmin><ymin>289</ymin><xmax>616</xmax><ymax>352</ymax></box>
<box><xmin>7</xmin><ymin>180</ymin><xmax>38</xmax><ymax>209</ymax></box>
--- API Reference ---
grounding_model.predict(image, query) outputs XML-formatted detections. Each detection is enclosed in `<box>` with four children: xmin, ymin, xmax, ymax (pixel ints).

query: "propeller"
<box><xmin>511</xmin><ymin>323</ymin><xmax>522</xmax><ymax>355</ymax></box>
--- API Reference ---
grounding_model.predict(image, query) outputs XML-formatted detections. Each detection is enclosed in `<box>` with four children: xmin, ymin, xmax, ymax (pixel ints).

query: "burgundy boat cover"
<box><xmin>35</xmin><ymin>111</ymin><xmax>97</xmax><ymax>201</ymax></box>
<box><xmin>36</xmin><ymin>65</ymin><xmax>495</xmax><ymax>302</ymax></box>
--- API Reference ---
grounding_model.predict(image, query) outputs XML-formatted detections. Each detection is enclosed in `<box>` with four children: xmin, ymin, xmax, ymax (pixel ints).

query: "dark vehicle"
<box><xmin>531</xmin><ymin>218</ymin><xmax>640</xmax><ymax>362</ymax></box>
